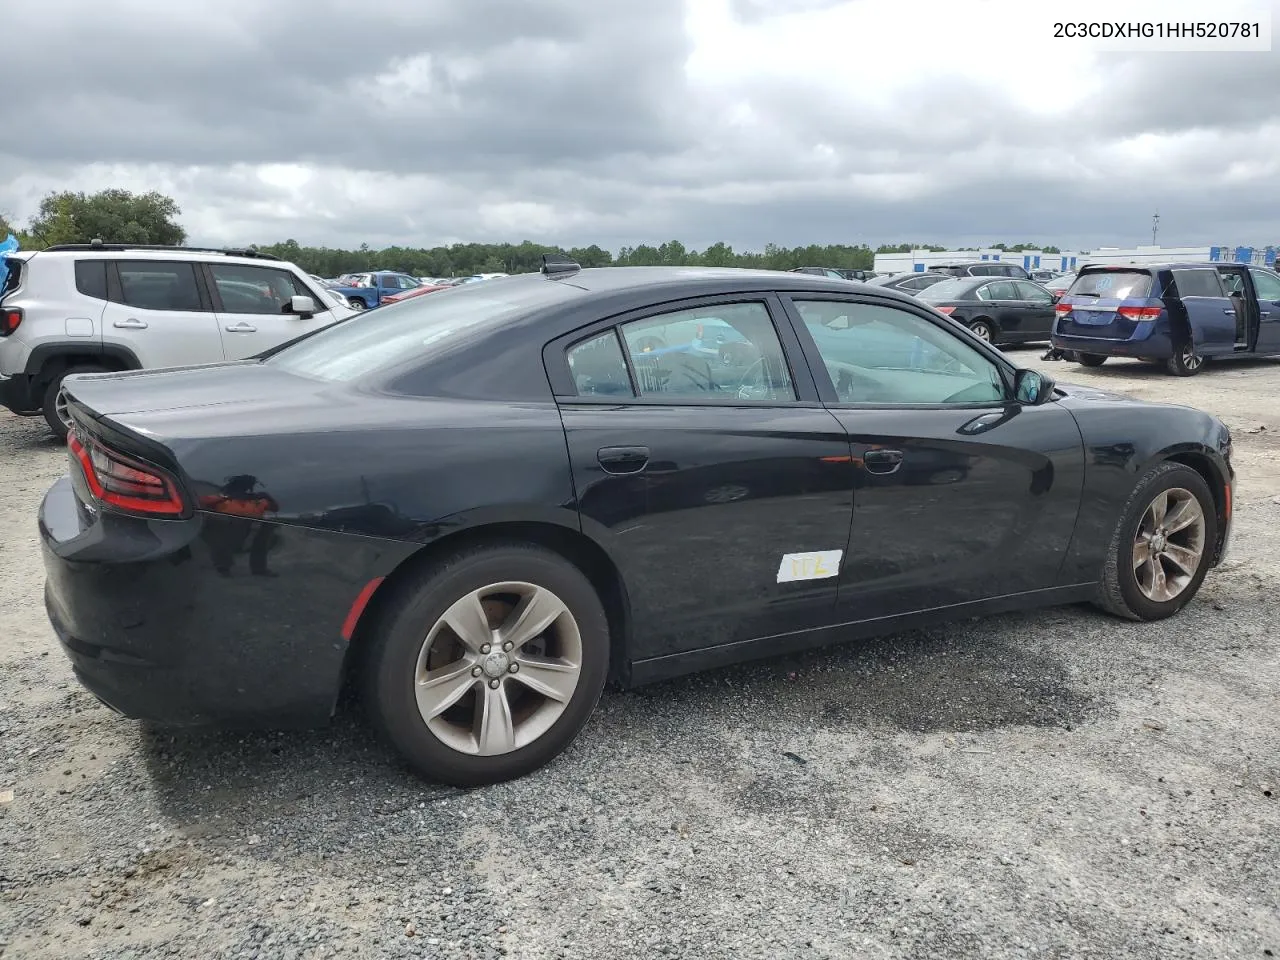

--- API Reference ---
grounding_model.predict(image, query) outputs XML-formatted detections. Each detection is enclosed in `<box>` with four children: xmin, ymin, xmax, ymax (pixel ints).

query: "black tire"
<box><xmin>1092</xmin><ymin>462</ymin><xmax>1218</xmax><ymax>622</ymax></box>
<box><xmin>360</xmin><ymin>542</ymin><xmax>610</xmax><ymax>786</ymax></box>
<box><xmin>1166</xmin><ymin>342</ymin><xmax>1207</xmax><ymax>376</ymax></box>
<box><xmin>968</xmin><ymin>319</ymin><xmax>994</xmax><ymax>342</ymax></box>
<box><xmin>1076</xmin><ymin>353</ymin><xmax>1107</xmax><ymax>368</ymax></box>
<box><xmin>42</xmin><ymin>365</ymin><xmax>108</xmax><ymax>440</ymax></box>
<box><xmin>347</xmin><ymin>297</ymin><xmax>366</xmax><ymax>311</ymax></box>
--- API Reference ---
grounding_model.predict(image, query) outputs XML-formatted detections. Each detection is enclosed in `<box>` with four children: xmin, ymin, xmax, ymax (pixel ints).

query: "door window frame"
<box><xmin>777</xmin><ymin>292</ymin><xmax>1018</xmax><ymax>410</ymax></box>
<box><xmin>544</xmin><ymin>292</ymin><xmax>824</xmax><ymax>407</ymax></box>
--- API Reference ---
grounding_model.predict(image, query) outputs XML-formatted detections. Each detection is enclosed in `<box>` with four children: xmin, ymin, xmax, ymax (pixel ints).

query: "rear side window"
<box><xmin>567</xmin><ymin>332</ymin><xmax>633</xmax><ymax>397</ymax></box>
<box><xmin>1172</xmin><ymin>269</ymin><xmax>1225</xmax><ymax>299</ymax></box>
<box><xmin>116</xmin><ymin>261</ymin><xmax>205</xmax><ymax>312</ymax></box>
<box><xmin>1069</xmin><ymin>270</ymin><xmax>1153</xmax><ymax>299</ymax></box>
<box><xmin>0</xmin><ymin>257</ymin><xmax>22</xmax><ymax>300</ymax></box>
<box><xmin>74</xmin><ymin>260</ymin><xmax>108</xmax><ymax>301</ymax></box>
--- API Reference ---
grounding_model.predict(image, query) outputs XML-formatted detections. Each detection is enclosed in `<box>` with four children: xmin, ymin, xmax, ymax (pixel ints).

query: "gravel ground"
<box><xmin>2</xmin><ymin>349</ymin><xmax>1278</xmax><ymax>960</ymax></box>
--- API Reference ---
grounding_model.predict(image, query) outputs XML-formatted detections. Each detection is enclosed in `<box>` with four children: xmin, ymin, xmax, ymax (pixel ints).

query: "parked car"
<box><xmin>915</xmin><ymin>276</ymin><xmax>1057</xmax><ymax>344</ymax></box>
<box><xmin>0</xmin><ymin>243</ymin><xmax>355</xmax><ymax>438</ymax></box>
<box><xmin>926</xmin><ymin>261</ymin><xmax>1031</xmax><ymax>280</ymax></box>
<box><xmin>1049</xmin><ymin>262</ymin><xmax>1280</xmax><ymax>375</ymax></box>
<box><xmin>331</xmin><ymin>271</ymin><xmax>423</xmax><ymax>310</ymax></box>
<box><xmin>381</xmin><ymin>283</ymin><xmax>451</xmax><ymax>304</ymax></box>
<box><xmin>1043</xmin><ymin>274</ymin><xmax>1076</xmax><ymax>301</ymax></box>
<box><xmin>864</xmin><ymin>271</ymin><xmax>951</xmax><ymax>295</ymax></box>
<box><xmin>40</xmin><ymin>261</ymin><xmax>1234</xmax><ymax>786</ymax></box>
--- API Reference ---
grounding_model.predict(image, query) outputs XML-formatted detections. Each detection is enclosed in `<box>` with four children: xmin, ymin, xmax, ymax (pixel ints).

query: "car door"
<box><xmin>979</xmin><ymin>280</ymin><xmax>1027</xmax><ymax>338</ymax></box>
<box><xmin>1247</xmin><ymin>267</ymin><xmax>1280</xmax><ymax>353</ymax></box>
<box><xmin>101</xmin><ymin>260</ymin><xmax>223</xmax><ymax>367</ymax></box>
<box><xmin>1171</xmin><ymin>267</ymin><xmax>1236</xmax><ymax>355</ymax></box>
<box><xmin>548</xmin><ymin>295</ymin><xmax>855</xmax><ymax>663</ymax></box>
<box><xmin>1013</xmin><ymin>280</ymin><xmax>1056</xmax><ymax>339</ymax></box>
<box><xmin>208</xmin><ymin>262</ymin><xmax>339</xmax><ymax>360</ymax></box>
<box><xmin>780</xmin><ymin>293</ymin><xmax>1085</xmax><ymax>620</ymax></box>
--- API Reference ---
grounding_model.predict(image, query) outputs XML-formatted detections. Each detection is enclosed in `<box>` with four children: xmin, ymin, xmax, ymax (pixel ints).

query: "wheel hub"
<box><xmin>481</xmin><ymin>650</ymin><xmax>510</xmax><ymax>679</ymax></box>
<box><xmin>1149</xmin><ymin>530</ymin><xmax>1168</xmax><ymax>553</ymax></box>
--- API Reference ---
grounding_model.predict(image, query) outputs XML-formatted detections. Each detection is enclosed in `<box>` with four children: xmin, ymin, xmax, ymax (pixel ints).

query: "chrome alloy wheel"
<box><xmin>414</xmin><ymin>582</ymin><xmax>583</xmax><ymax>756</ymax></box>
<box><xmin>54</xmin><ymin>387</ymin><xmax>72</xmax><ymax>432</ymax></box>
<box><xmin>1179</xmin><ymin>346</ymin><xmax>1203</xmax><ymax>371</ymax></box>
<box><xmin>1132</xmin><ymin>487</ymin><xmax>1206</xmax><ymax>603</ymax></box>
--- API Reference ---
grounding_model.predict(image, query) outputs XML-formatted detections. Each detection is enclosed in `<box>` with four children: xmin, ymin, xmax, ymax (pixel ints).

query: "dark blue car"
<box><xmin>1050</xmin><ymin>262</ymin><xmax>1280</xmax><ymax>375</ymax></box>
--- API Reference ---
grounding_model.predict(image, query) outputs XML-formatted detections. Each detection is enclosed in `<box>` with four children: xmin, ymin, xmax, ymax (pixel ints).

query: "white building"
<box><xmin>873</xmin><ymin>245</ymin><xmax>1278</xmax><ymax>274</ymax></box>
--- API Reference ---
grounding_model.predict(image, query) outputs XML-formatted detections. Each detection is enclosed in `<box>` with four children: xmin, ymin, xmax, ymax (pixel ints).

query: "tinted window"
<box><xmin>989</xmin><ymin>281</ymin><xmax>1020</xmax><ymax>299</ymax></box>
<box><xmin>74</xmin><ymin>260</ymin><xmax>108</xmax><ymax>300</ymax></box>
<box><xmin>1250</xmin><ymin>269</ymin><xmax>1280</xmax><ymax>301</ymax></box>
<box><xmin>917</xmin><ymin>278</ymin><xmax>979</xmax><ymax>302</ymax></box>
<box><xmin>267</xmin><ymin>276</ymin><xmax>578</xmax><ymax>382</ymax></box>
<box><xmin>620</xmin><ymin>302</ymin><xmax>795</xmax><ymax>402</ymax></box>
<box><xmin>567</xmin><ymin>332</ymin><xmax>633</xmax><ymax>397</ymax></box>
<box><xmin>1069</xmin><ymin>270</ymin><xmax>1153</xmax><ymax>299</ymax></box>
<box><xmin>116</xmin><ymin>261</ymin><xmax>204</xmax><ymax>312</ymax></box>
<box><xmin>1172</xmin><ymin>269</ymin><xmax>1225</xmax><ymax>298</ymax></box>
<box><xmin>794</xmin><ymin>300</ymin><xmax>1005</xmax><ymax>405</ymax></box>
<box><xmin>908</xmin><ymin>274</ymin><xmax>947</xmax><ymax>291</ymax></box>
<box><xmin>211</xmin><ymin>264</ymin><xmax>310</xmax><ymax>315</ymax></box>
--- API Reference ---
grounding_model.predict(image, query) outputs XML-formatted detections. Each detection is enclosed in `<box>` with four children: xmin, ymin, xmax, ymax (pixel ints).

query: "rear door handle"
<box><xmin>225</xmin><ymin>322</ymin><xmax>257</xmax><ymax>332</ymax></box>
<box><xmin>1224</xmin><ymin>308</ymin><xmax>1237</xmax><ymax>315</ymax></box>
<box><xmin>112</xmin><ymin>318</ymin><xmax>148</xmax><ymax>329</ymax></box>
<box><xmin>863</xmin><ymin>449</ymin><xmax>904</xmax><ymax>474</ymax></box>
<box><xmin>597</xmin><ymin>445</ymin><xmax>649</xmax><ymax>474</ymax></box>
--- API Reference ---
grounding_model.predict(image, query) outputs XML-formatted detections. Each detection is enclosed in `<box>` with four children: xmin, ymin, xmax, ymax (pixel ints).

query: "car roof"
<box><xmin>27</xmin><ymin>246</ymin><xmax>297</xmax><ymax>269</ymax></box>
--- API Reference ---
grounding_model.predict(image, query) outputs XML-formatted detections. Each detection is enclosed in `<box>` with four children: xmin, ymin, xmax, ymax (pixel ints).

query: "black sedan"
<box><xmin>40</xmin><ymin>262</ymin><xmax>1234</xmax><ymax>786</ymax></box>
<box><xmin>917</xmin><ymin>276</ymin><xmax>1059</xmax><ymax>344</ymax></box>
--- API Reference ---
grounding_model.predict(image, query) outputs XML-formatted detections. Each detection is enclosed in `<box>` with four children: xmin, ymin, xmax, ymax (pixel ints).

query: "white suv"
<box><xmin>0</xmin><ymin>244</ymin><xmax>356</xmax><ymax>438</ymax></box>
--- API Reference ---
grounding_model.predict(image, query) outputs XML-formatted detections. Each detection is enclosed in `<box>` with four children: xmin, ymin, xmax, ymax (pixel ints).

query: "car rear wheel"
<box><xmin>361</xmin><ymin>543</ymin><xmax>610</xmax><ymax>786</ymax></box>
<box><xmin>347</xmin><ymin>297</ymin><xmax>366</xmax><ymax>311</ymax></box>
<box><xmin>1166</xmin><ymin>343</ymin><xmax>1206</xmax><ymax>376</ymax></box>
<box><xmin>1093</xmin><ymin>462</ymin><xmax>1217</xmax><ymax>622</ymax></box>
<box><xmin>42</xmin><ymin>365</ymin><xmax>108</xmax><ymax>441</ymax></box>
<box><xmin>1076</xmin><ymin>353</ymin><xmax>1107</xmax><ymax>367</ymax></box>
<box><xmin>968</xmin><ymin>320</ymin><xmax>993</xmax><ymax>342</ymax></box>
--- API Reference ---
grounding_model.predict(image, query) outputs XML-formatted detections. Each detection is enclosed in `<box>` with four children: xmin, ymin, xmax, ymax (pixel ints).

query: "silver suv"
<box><xmin>0</xmin><ymin>244</ymin><xmax>355</xmax><ymax>438</ymax></box>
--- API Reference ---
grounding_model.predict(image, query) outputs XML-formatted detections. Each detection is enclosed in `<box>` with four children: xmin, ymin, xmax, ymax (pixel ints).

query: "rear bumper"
<box><xmin>39</xmin><ymin>475</ymin><xmax>403</xmax><ymax>728</ymax></box>
<box><xmin>1049</xmin><ymin>334</ymin><xmax>1173</xmax><ymax>359</ymax></box>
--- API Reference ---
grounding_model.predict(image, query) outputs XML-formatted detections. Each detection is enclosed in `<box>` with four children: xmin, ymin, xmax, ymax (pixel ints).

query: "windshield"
<box><xmin>266</xmin><ymin>276</ymin><xmax>578</xmax><ymax>382</ymax></box>
<box><xmin>1069</xmin><ymin>270</ymin><xmax>1152</xmax><ymax>299</ymax></box>
<box><xmin>916</xmin><ymin>278</ymin><xmax>976</xmax><ymax>302</ymax></box>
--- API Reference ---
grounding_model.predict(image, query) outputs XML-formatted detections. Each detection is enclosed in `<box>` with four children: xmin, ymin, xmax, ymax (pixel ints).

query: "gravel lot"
<box><xmin>2</xmin><ymin>349</ymin><xmax>1278</xmax><ymax>960</ymax></box>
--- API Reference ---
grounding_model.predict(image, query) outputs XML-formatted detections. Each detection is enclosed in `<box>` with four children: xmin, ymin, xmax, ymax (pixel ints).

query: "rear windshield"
<box><xmin>1068</xmin><ymin>270</ymin><xmax>1153</xmax><ymax>299</ymax></box>
<box><xmin>266</xmin><ymin>276</ymin><xmax>579</xmax><ymax>382</ymax></box>
<box><xmin>916</xmin><ymin>278</ymin><xmax>978</xmax><ymax>302</ymax></box>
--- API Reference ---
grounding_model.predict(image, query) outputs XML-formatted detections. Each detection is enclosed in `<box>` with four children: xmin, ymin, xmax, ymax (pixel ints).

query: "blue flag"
<box><xmin>0</xmin><ymin>233</ymin><xmax>18</xmax><ymax>292</ymax></box>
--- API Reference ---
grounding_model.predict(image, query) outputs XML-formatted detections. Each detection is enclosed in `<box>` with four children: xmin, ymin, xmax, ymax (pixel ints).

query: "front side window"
<box><xmin>619</xmin><ymin>302</ymin><xmax>796</xmax><ymax>402</ymax></box>
<box><xmin>1249</xmin><ymin>269</ymin><xmax>1280</xmax><ymax>301</ymax></box>
<box><xmin>794</xmin><ymin>300</ymin><xmax>1006</xmax><ymax>406</ymax></box>
<box><xmin>210</xmin><ymin>264</ymin><xmax>311</xmax><ymax>315</ymax></box>
<box><xmin>115</xmin><ymin>261</ymin><xmax>204</xmax><ymax>312</ymax></box>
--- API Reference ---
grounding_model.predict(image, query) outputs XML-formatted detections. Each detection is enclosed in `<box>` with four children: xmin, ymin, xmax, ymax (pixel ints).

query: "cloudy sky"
<box><xmin>1</xmin><ymin>0</ymin><xmax>1277</xmax><ymax>253</ymax></box>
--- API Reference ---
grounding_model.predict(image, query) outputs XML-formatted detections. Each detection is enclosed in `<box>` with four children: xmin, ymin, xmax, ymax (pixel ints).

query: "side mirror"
<box><xmin>288</xmin><ymin>295</ymin><xmax>317</xmax><ymax>317</ymax></box>
<box><xmin>1014</xmin><ymin>368</ymin><xmax>1056</xmax><ymax>405</ymax></box>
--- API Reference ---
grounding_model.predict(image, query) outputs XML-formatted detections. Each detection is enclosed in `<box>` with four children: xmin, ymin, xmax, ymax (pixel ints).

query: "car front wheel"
<box><xmin>361</xmin><ymin>543</ymin><xmax>610</xmax><ymax>786</ymax></box>
<box><xmin>1094</xmin><ymin>461</ymin><xmax>1217</xmax><ymax>622</ymax></box>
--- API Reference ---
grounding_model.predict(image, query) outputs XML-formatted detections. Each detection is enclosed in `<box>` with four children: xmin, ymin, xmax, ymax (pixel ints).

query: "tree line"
<box><xmin>2</xmin><ymin>189</ymin><xmax>1060</xmax><ymax>278</ymax></box>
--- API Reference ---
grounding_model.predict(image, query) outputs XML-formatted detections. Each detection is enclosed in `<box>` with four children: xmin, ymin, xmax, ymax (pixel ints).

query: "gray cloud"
<box><xmin>1</xmin><ymin>0</ymin><xmax>1278</xmax><ymax>252</ymax></box>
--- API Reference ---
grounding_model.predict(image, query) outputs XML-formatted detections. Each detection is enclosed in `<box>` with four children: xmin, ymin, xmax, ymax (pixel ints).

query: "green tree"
<box><xmin>27</xmin><ymin>189</ymin><xmax>185</xmax><ymax>247</ymax></box>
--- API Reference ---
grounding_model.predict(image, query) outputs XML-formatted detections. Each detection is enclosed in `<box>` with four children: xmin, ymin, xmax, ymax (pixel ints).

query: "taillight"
<box><xmin>68</xmin><ymin>432</ymin><xmax>186</xmax><ymax>517</ymax></box>
<box><xmin>1116</xmin><ymin>305</ymin><xmax>1163</xmax><ymax>320</ymax></box>
<box><xmin>935</xmin><ymin>306</ymin><xmax>956</xmax><ymax>315</ymax></box>
<box><xmin>0</xmin><ymin>307</ymin><xmax>21</xmax><ymax>336</ymax></box>
<box><xmin>1054</xmin><ymin>302</ymin><xmax>1072</xmax><ymax>318</ymax></box>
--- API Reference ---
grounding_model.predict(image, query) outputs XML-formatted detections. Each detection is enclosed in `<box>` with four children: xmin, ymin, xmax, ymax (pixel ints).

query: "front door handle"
<box><xmin>112</xmin><ymin>318</ymin><xmax>148</xmax><ymax>329</ymax></box>
<box><xmin>225</xmin><ymin>322</ymin><xmax>258</xmax><ymax>332</ymax></box>
<box><xmin>863</xmin><ymin>449</ymin><xmax>904</xmax><ymax>475</ymax></box>
<box><xmin>597</xmin><ymin>445</ymin><xmax>649</xmax><ymax>474</ymax></box>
